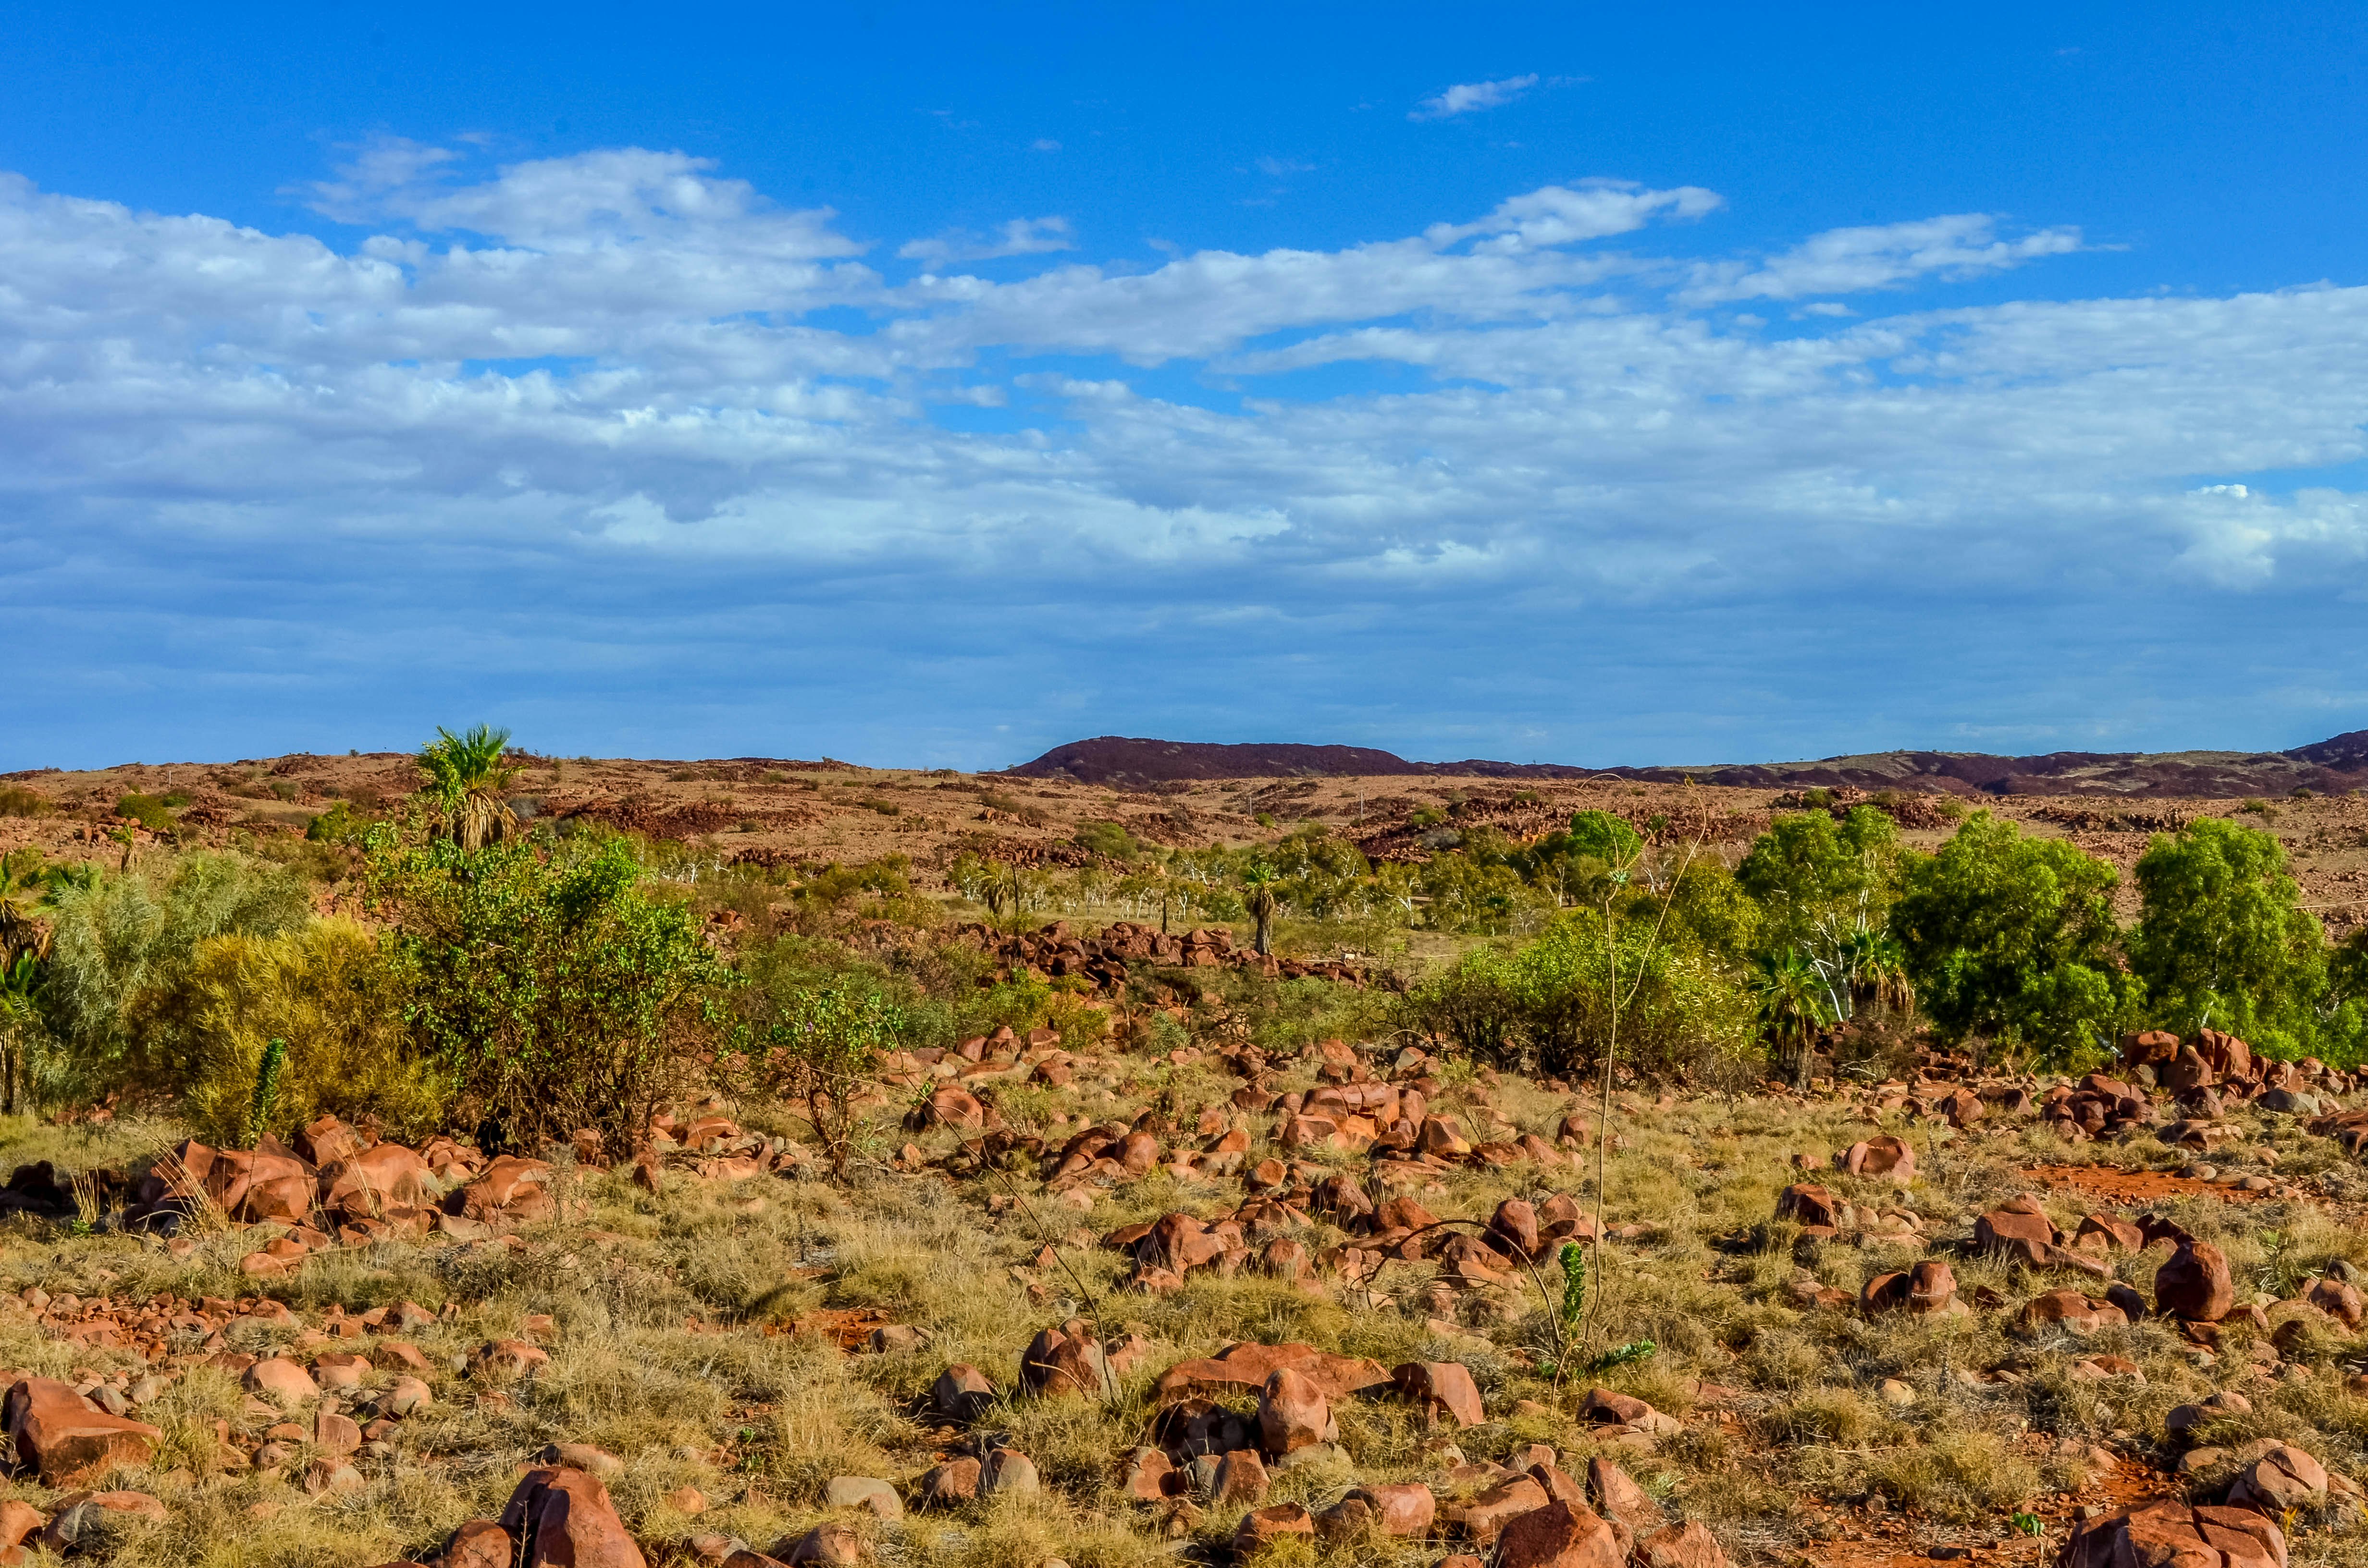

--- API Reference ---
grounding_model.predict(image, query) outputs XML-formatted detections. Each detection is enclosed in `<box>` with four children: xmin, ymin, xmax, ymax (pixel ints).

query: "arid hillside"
<box><xmin>10</xmin><ymin>751</ymin><xmax>2368</xmax><ymax>930</ymax></box>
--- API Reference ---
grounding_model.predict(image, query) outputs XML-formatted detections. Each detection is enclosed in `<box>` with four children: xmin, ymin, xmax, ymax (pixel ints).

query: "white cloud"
<box><xmin>899</xmin><ymin>215</ymin><xmax>1075</xmax><ymax>266</ymax></box>
<box><xmin>1410</xmin><ymin>74</ymin><xmax>1539</xmax><ymax>121</ymax></box>
<box><xmin>1031</xmin><ymin>138</ymin><xmax>1061</xmax><ymax>152</ymax></box>
<box><xmin>1683</xmin><ymin>213</ymin><xmax>2084</xmax><ymax>302</ymax></box>
<box><xmin>9</xmin><ymin>143</ymin><xmax>2368</xmax><ymax>766</ymax></box>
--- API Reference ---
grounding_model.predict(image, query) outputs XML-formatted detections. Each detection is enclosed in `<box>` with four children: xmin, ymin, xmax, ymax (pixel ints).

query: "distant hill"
<box><xmin>1010</xmin><ymin>731</ymin><xmax>2368</xmax><ymax>798</ymax></box>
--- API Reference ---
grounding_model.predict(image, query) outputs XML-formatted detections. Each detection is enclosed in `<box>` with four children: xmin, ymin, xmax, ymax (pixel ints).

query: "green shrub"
<box><xmin>37</xmin><ymin>854</ymin><xmax>310</xmax><ymax>1105</ymax></box>
<box><xmin>114</xmin><ymin>793</ymin><xmax>176</xmax><ymax>833</ymax></box>
<box><xmin>174</xmin><ymin>920</ymin><xmax>445</xmax><ymax>1145</ymax></box>
<box><xmin>0</xmin><ymin>787</ymin><xmax>48</xmax><ymax>818</ymax></box>
<box><xmin>370</xmin><ymin>829</ymin><xmax>737</xmax><ymax>1152</ymax></box>
<box><xmin>1400</xmin><ymin>910</ymin><xmax>1757</xmax><ymax>1083</ymax></box>
<box><xmin>739</xmin><ymin>980</ymin><xmax>905</xmax><ymax>1176</ymax></box>
<box><xmin>1073</xmin><ymin>821</ymin><xmax>1142</xmax><ymax>860</ymax></box>
<box><xmin>2132</xmin><ymin>815</ymin><xmax>2324</xmax><ymax>1053</ymax></box>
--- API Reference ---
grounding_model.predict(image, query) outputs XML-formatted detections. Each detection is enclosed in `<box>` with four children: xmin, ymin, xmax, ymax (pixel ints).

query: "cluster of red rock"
<box><xmin>0</xmin><ymin>1290</ymin><xmax>607</xmax><ymax>1560</ymax></box>
<box><xmin>113</xmin><ymin>1117</ymin><xmax>565</xmax><ymax>1272</ymax></box>
<box><xmin>2064</xmin><ymin>1427</ymin><xmax>2366</xmax><ymax>1568</ymax></box>
<box><xmin>950</xmin><ymin>919</ymin><xmax>1367</xmax><ymax>992</ymax></box>
<box><xmin>1779</xmin><ymin>1031</ymin><xmax>2356</xmax><ymax>1164</ymax></box>
<box><xmin>1773</xmin><ymin>1171</ymin><xmax>2368</xmax><ymax>1369</ymax></box>
<box><xmin>914</xmin><ymin>1336</ymin><xmax>1718</xmax><ymax>1568</ymax></box>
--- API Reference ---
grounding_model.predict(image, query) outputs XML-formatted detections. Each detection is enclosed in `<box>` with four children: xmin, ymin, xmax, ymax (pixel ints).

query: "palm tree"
<box><xmin>1853</xmin><ymin>932</ymin><xmax>1916</xmax><ymax>1022</ymax></box>
<box><xmin>419</xmin><ymin>724</ymin><xmax>521</xmax><ymax>852</ymax></box>
<box><xmin>0</xmin><ymin>952</ymin><xmax>37</xmax><ymax>1115</ymax></box>
<box><xmin>0</xmin><ymin>851</ymin><xmax>46</xmax><ymax>968</ymax></box>
<box><xmin>1243</xmin><ymin>865</ymin><xmax>1279</xmax><ymax>956</ymax></box>
<box><xmin>1753</xmin><ymin>949</ymin><xmax>1830</xmax><ymax>1088</ymax></box>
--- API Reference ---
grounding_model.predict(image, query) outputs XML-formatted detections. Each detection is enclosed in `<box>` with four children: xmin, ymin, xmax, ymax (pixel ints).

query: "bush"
<box><xmin>1401</xmin><ymin>911</ymin><xmax>1757</xmax><ymax>1084</ymax></box>
<box><xmin>1072</xmin><ymin>821</ymin><xmax>1142</xmax><ymax>860</ymax></box>
<box><xmin>739</xmin><ymin>979</ymin><xmax>905</xmax><ymax>1176</ymax></box>
<box><xmin>2132</xmin><ymin>815</ymin><xmax>2324</xmax><ymax>1052</ymax></box>
<box><xmin>38</xmin><ymin>855</ymin><xmax>311</xmax><ymax>1106</ymax></box>
<box><xmin>370</xmin><ymin>830</ymin><xmax>737</xmax><ymax>1152</ymax></box>
<box><xmin>0</xmin><ymin>787</ymin><xmax>50</xmax><ymax>818</ymax></box>
<box><xmin>114</xmin><ymin>793</ymin><xmax>176</xmax><ymax>833</ymax></box>
<box><xmin>1737</xmin><ymin>806</ymin><xmax>1899</xmax><ymax>960</ymax></box>
<box><xmin>172</xmin><ymin>920</ymin><xmax>445</xmax><ymax>1144</ymax></box>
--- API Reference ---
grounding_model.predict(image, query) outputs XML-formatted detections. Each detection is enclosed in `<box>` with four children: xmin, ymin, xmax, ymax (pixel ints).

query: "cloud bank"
<box><xmin>3</xmin><ymin>142</ymin><xmax>2367</xmax><ymax>767</ymax></box>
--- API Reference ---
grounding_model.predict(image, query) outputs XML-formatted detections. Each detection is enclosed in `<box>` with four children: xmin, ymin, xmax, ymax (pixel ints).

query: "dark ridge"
<box><xmin>1011</xmin><ymin>734</ymin><xmax>2368</xmax><ymax>798</ymax></box>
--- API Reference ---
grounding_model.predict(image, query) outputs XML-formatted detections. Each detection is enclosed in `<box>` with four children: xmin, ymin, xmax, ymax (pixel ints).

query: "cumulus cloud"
<box><xmin>898</xmin><ymin>216</ymin><xmax>1076</xmax><ymax>266</ymax></box>
<box><xmin>5</xmin><ymin>143</ymin><xmax>2367</xmax><ymax>766</ymax></box>
<box><xmin>1410</xmin><ymin>74</ymin><xmax>1539</xmax><ymax>121</ymax></box>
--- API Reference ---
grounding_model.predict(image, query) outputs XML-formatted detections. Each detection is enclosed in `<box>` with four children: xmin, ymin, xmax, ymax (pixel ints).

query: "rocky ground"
<box><xmin>10</xmin><ymin>753</ymin><xmax>2368</xmax><ymax>931</ymax></box>
<box><xmin>7</xmin><ymin>1012</ymin><xmax>2368</xmax><ymax>1568</ymax></box>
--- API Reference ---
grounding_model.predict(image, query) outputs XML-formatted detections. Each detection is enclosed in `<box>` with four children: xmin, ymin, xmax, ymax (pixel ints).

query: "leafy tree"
<box><xmin>369</xmin><ymin>829</ymin><xmax>735</xmax><ymax>1152</ymax></box>
<box><xmin>1516</xmin><ymin>809</ymin><xmax>1644</xmax><ymax>906</ymax></box>
<box><xmin>1565</xmin><ymin>809</ymin><xmax>1644</xmax><ymax>865</ymax></box>
<box><xmin>417</xmin><ymin>723</ymin><xmax>520</xmax><ymax>853</ymax></box>
<box><xmin>1736</xmin><ymin>808</ymin><xmax>1902</xmax><ymax>985</ymax></box>
<box><xmin>2132</xmin><ymin>816</ymin><xmax>2326</xmax><ymax>1049</ymax></box>
<box><xmin>1888</xmin><ymin>813</ymin><xmax>2131</xmax><ymax>1058</ymax></box>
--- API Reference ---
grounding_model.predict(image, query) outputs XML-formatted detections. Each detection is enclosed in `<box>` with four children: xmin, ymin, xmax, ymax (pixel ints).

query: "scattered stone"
<box><xmin>931</xmin><ymin>1364</ymin><xmax>997</xmax><ymax>1423</ymax></box>
<box><xmin>825</xmin><ymin>1477</ymin><xmax>901</xmax><ymax>1519</ymax></box>
<box><xmin>2</xmin><ymin>1377</ymin><xmax>163</xmax><ymax>1485</ymax></box>
<box><xmin>1393</xmin><ymin>1360</ymin><xmax>1485</xmax><ymax>1427</ymax></box>
<box><xmin>499</xmin><ymin>1465</ymin><xmax>648</xmax><ymax>1568</ymax></box>
<box><xmin>2058</xmin><ymin>1502</ymin><xmax>2282</xmax><ymax>1568</ymax></box>
<box><xmin>1494</xmin><ymin>1497</ymin><xmax>1626</xmax><ymax>1568</ymax></box>
<box><xmin>2158</xmin><ymin>1239</ymin><xmax>2237</xmax><ymax>1323</ymax></box>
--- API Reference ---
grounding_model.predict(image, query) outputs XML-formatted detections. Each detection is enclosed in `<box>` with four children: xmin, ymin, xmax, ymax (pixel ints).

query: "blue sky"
<box><xmin>7</xmin><ymin>2</ymin><xmax>2368</xmax><ymax>771</ymax></box>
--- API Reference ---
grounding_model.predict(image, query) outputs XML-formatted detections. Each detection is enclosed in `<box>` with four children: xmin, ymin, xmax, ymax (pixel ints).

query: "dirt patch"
<box><xmin>2020</xmin><ymin>1164</ymin><xmax>2269</xmax><ymax>1206</ymax></box>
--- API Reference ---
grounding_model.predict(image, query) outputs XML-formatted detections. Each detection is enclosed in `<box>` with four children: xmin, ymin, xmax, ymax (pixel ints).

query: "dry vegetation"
<box><xmin>7</xmin><ymin>748</ymin><xmax>2368</xmax><ymax>1568</ymax></box>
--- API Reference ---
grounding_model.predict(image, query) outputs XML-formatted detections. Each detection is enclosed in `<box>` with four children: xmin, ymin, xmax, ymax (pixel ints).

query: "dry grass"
<box><xmin>9</xmin><ymin>1050</ymin><xmax>2368</xmax><ymax>1568</ymax></box>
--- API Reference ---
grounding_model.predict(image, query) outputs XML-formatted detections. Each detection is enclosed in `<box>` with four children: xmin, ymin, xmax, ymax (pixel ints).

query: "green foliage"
<box><xmin>1751</xmin><ymin>948</ymin><xmax>1830</xmax><ymax>1082</ymax></box>
<box><xmin>1401</xmin><ymin>909</ymin><xmax>1757</xmax><ymax>1081</ymax></box>
<box><xmin>305</xmin><ymin>800</ymin><xmax>371</xmax><ymax>844</ymax></box>
<box><xmin>741</xmin><ymin>980</ymin><xmax>905</xmax><ymax>1175</ymax></box>
<box><xmin>173</xmin><ymin>920</ymin><xmax>444</xmax><ymax>1145</ymax></box>
<box><xmin>1737</xmin><ymin>806</ymin><xmax>1900</xmax><ymax>960</ymax></box>
<box><xmin>2132</xmin><ymin>815</ymin><xmax>2325</xmax><ymax>1051</ymax></box>
<box><xmin>1417</xmin><ymin>852</ymin><xmax>1544</xmax><ymax>934</ymax></box>
<box><xmin>37</xmin><ymin>854</ymin><xmax>310</xmax><ymax>1105</ymax></box>
<box><xmin>1558</xmin><ymin>1240</ymin><xmax>1587</xmax><ymax>1337</ymax></box>
<box><xmin>114</xmin><ymin>793</ymin><xmax>177</xmax><ymax>833</ymax></box>
<box><xmin>1593</xmin><ymin>1339</ymin><xmax>1657</xmax><ymax>1372</ymax></box>
<box><xmin>0</xmin><ymin>786</ymin><xmax>51</xmax><ymax>818</ymax></box>
<box><xmin>1072</xmin><ymin>821</ymin><xmax>1143</xmax><ymax>860</ymax></box>
<box><xmin>248</xmin><ymin>1037</ymin><xmax>287</xmax><ymax>1144</ymax></box>
<box><xmin>417</xmin><ymin>723</ymin><xmax>519</xmax><ymax>852</ymax></box>
<box><xmin>1565</xmin><ymin>809</ymin><xmax>1644</xmax><ymax>865</ymax></box>
<box><xmin>1888</xmin><ymin>813</ymin><xmax>2132</xmax><ymax>1059</ymax></box>
<box><xmin>370</xmin><ymin>829</ymin><xmax>735</xmax><ymax>1152</ymax></box>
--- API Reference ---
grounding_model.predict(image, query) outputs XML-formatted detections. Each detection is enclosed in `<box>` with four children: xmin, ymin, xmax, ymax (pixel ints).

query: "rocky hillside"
<box><xmin>1011</xmin><ymin>733</ymin><xmax>2368</xmax><ymax>799</ymax></box>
